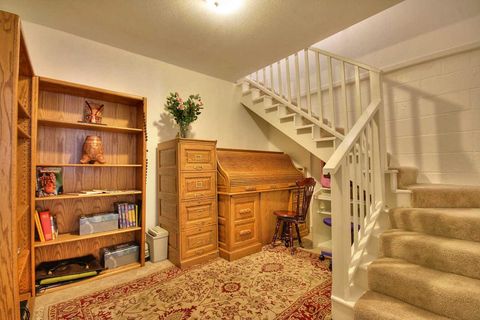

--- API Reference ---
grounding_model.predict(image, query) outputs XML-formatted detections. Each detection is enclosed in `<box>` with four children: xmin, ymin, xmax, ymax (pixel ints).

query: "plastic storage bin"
<box><xmin>146</xmin><ymin>226</ymin><xmax>169</xmax><ymax>262</ymax></box>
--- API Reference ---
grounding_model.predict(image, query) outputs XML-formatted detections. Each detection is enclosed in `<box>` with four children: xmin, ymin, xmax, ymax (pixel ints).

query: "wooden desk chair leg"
<box><xmin>289</xmin><ymin>222</ymin><xmax>295</xmax><ymax>255</ymax></box>
<box><xmin>271</xmin><ymin>219</ymin><xmax>281</xmax><ymax>247</ymax></box>
<box><xmin>295</xmin><ymin>223</ymin><xmax>303</xmax><ymax>248</ymax></box>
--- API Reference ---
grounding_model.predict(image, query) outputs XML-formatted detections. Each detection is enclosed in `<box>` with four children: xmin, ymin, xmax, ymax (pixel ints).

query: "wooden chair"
<box><xmin>271</xmin><ymin>177</ymin><xmax>316</xmax><ymax>254</ymax></box>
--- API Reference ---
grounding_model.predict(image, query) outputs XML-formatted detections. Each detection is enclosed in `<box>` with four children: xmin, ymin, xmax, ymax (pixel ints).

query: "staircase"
<box><xmin>240</xmin><ymin>45</ymin><xmax>480</xmax><ymax>319</ymax></box>
<box><xmin>355</xmin><ymin>168</ymin><xmax>480</xmax><ymax>320</ymax></box>
<box><xmin>239</xmin><ymin>47</ymin><xmax>387</xmax><ymax>319</ymax></box>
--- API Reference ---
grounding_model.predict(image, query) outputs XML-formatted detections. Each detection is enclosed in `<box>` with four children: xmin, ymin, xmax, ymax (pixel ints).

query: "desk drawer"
<box><xmin>180</xmin><ymin>172</ymin><xmax>216</xmax><ymax>200</ymax></box>
<box><xmin>180</xmin><ymin>142</ymin><xmax>216</xmax><ymax>171</ymax></box>
<box><xmin>181</xmin><ymin>224</ymin><xmax>217</xmax><ymax>260</ymax></box>
<box><xmin>233</xmin><ymin>220</ymin><xmax>259</xmax><ymax>247</ymax></box>
<box><xmin>180</xmin><ymin>199</ymin><xmax>217</xmax><ymax>229</ymax></box>
<box><xmin>231</xmin><ymin>194</ymin><xmax>258</xmax><ymax>222</ymax></box>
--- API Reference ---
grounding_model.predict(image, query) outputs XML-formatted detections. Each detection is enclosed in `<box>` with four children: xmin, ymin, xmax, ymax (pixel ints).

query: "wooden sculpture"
<box><xmin>84</xmin><ymin>101</ymin><xmax>104</xmax><ymax>124</ymax></box>
<box><xmin>80</xmin><ymin>136</ymin><xmax>106</xmax><ymax>164</ymax></box>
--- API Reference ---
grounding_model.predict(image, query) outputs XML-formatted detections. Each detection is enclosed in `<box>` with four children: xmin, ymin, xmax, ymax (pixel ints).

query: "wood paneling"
<box><xmin>158</xmin><ymin>139</ymin><xmax>218</xmax><ymax>268</ymax></box>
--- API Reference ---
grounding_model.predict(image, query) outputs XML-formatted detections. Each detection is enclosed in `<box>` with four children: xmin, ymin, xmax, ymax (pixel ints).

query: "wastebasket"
<box><xmin>146</xmin><ymin>226</ymin><xmax>169</xmax><ymax>262</ymax></box>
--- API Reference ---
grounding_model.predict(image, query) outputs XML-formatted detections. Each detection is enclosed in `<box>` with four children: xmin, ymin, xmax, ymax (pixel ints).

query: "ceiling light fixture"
<box><xmin>204</xmin><ymin>0</ymin><xmax>243</xmax><ymax>14</ymax></box>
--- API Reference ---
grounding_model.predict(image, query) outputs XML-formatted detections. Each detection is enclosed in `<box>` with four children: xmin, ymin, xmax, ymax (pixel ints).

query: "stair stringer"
<box><xmin>240</xmin><ymin>88</ymin><xmax>335</xmax><ymax>162</ymax></box>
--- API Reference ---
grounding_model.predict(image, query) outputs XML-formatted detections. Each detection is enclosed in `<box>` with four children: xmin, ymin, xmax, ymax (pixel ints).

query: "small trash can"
<box><xmin>146</xmin><ymin>226</ymin><xmax>169</xmax><ymax>262</ymax></box>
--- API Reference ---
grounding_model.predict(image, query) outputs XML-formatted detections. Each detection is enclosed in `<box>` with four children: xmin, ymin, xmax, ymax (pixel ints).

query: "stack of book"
<box><xmin>114</xmin><ymin>202</ymin><xmax>139</xmax><ymax>228</ymax></box>
<box><xmin>34</xmin><ymin>209</ymin><xmax>58</xmax><ymax>242</ymax></box>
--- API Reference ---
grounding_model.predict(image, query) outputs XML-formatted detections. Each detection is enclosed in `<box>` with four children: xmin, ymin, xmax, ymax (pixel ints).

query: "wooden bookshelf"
<box><xmin>32</xmin><ymin>77</ymin><xmax>147</xmax><ymax>295</ymax></box>
<box><xmin>38</xmin><ymin>119</ymin><xmax>143</xmax><ymax>133</ymax></box>
<box><xmin>18</xmin><ymin>100</ymin><xmax>31</xmax><ymax>119</ymax></box>
<box><xmin>34</xmin><ymin>227</ymin><xmax>142</xmax><ymax>248</ymax></box>
<box><xmin>36</xmin><ymin>163</ymin><xmax>143</xmax><ymax>167</ymax></box>
<box><xmin>35</xmin><ymin>190</ymin><xmax>142</xmax><ymax>201</ymax></box>
<box><xmin>36</xmin><ymin>262</ymin><xmax>141</xmax><ymax>295</ymax></box>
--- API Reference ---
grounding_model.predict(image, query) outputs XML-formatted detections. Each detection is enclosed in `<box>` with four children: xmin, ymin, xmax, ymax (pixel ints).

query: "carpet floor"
<box><xmin>43</xmin><ymin>246</ymin><xmax>332</xmax><ymax>320</ymax></box>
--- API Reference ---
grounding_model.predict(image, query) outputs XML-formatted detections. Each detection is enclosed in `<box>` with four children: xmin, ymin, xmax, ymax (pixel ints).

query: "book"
<box><xmin>128</xmin><ymin>204</ymin><xmax>135</xmax><ymax>227</ymax></box>
<box><xmin>38</xmin><ymin>210</ymin><xmax>53</xmax><ymax>241</ymax></box>
<box><xmin>134</xmin><ymin>204</ymin><xmax>138</xmax><ymax>227</ymax></box>
<box><xmin>36</xmin><ymin>167</ymin><xmax>63</xmax><ymax>197</ymax></box>
<box><xmin>34</xmin><ymin>210</ymin><xmax>45</xmax><ymax>242</ymax></box>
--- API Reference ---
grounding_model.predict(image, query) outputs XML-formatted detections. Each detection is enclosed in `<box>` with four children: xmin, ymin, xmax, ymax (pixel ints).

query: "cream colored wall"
<box><xmin>22</xmin><ymin>21</ymin><xmax>273</xmax><ymax>229</ymax></box>
<box><xmin>384</xmin><ymin>48</ymin><xmax>480</xmax><ymax>185</ymax></box>
<box><xmin>313</xmin><ymin>0</ymin><xmax>480</xmax><ymax>186</ymax></box>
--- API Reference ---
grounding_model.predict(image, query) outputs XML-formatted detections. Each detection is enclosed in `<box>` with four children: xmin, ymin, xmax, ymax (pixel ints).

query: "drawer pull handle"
<box><xmin>239</xmin><ymin>230</ymin><xmax>252</xmax><ymax>236</ymax></box>
<box><xmin>195</xmin><ymin>155</ymin><xmax>203</xmax><ymax>159</ymax></box>
<box><xmin>195</xmin><ymin>193</ymin><xmax>204</xmax><ymax>198</ymax></box>
<box><xmin>245</xmin><ymin>186</ymin><xmax>257</xmax><ymax>191</ymax></box>
<box><xmin>196</xmin><ymin>181</ymin><xmax>204</xmax><ymax>188</ymax></box>
<box><xmin>194</xmin><ymin>165</ymin><xmax>203</xmax><ymax>170</ymax></box>
<box><xmin>270</xmin><ymin>185</ymin><xmax>278</xmax><ymax>189</ymax></box>
<box><xmin>239</xmin><ymin>208</ymin><xmax>252</xmax><ymax>214</ymax></box>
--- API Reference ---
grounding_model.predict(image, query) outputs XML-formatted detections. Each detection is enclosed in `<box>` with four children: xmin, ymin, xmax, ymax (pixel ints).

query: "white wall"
<box><xmin>312</xmin><ymin>0</ymin><xmax>480</xmax><ymax>186</ymax></box>
<box><xmin>22</xmin><ymin>21</ymin><xmax>274</xmax><ymax>229</ymax></box>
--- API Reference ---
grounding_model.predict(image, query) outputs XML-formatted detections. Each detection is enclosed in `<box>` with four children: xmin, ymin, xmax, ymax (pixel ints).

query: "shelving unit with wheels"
<box><xmin>32</xmin><ymin>77</ymin><xmax>147</xmax><ymax>294</ymax></box>
<box><xmin>313</xmin><ymin>187</ymin><xmax>332</xmax><ymax>254</ymax></box>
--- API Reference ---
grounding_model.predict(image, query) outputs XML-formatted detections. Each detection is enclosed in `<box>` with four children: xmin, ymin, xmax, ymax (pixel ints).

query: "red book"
<box><xmin>38</xmin><ymin>210</ymin><xmax>53</xmax><ymax>241</ymax></box>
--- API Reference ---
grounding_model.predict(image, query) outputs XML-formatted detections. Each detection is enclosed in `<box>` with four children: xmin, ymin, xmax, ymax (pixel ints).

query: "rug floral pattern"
<box><xmin>47</xmin><ymin>247</ymin><xmax>331</xmax><ymax>319</ymax></box>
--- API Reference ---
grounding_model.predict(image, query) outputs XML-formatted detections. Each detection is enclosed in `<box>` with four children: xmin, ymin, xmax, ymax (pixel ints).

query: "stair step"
<box><xmin>278</xmin><ymin>114</ymin><xmax>295</xmax><ymax>120</ymax></box>
<box><xmin>354</xmin><ymin>291</ymin><xmax>450</xmax><ymax>320</ymax></box>
<box><xmin>295</xmin><ymin>124</ymin><xmax>314</xmax><ymax>131</ymax></box>
<box><xmin>408</xmin><ymin>183</ymin><xmax>480</xmax><ymax>208</ymax></box>
<box><xmin>369</xmin><ymin>257</ymin><xmax>480</xmax><ymax>320</ymax></box>
<box><xmin>252</xmin><ymin>95</ymin><xmax>271</xmax><ymax>104</ymax></box>
<box><xmin>242</xmin><ymin>89</ymin><xmax>252</xmax><ymax>96</ymax></box>
<box><xmin>313</xmin><ymin>136</ymin><xmax>336</xmax><ymax>142</ymax></box>
<box><xmin>380</xmin><ymin>229</ymin><xmax>480</xmax><ymax>279</ymax></box>
<box><xmin>390</xmin><ymin>166</ymin><xmax>418</xmax><ymax>189</ymax></box>
<box><xmin>264</xmin><ymin>103</ymin><xmax>280</xmax><ymax>110</ymax></box>
<box><xmin>390</xmin><ymin>208</ymin><xmax>480</xmax><ymax>242</ymax></box>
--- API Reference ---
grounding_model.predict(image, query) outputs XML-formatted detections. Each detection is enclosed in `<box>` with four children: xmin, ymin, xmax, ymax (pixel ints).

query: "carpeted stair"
<box><xmin>354</xmin><ymin>168</ymin><xmax>480</xmax><ymax>320</ymax></box>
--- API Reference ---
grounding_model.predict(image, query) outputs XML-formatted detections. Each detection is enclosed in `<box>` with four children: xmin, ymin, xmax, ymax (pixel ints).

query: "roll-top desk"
<box><xmin>217</xmin><ymin>149</ymin><xmax>305</xmax><ymax>261</ymax></box>
<box><xmin>157</xmin><ymin>138</ymin><xmax>218</xmax><ymax>268</ymax></box>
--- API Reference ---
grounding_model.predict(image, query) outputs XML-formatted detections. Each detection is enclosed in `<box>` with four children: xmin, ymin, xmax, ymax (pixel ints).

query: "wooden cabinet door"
<box><xmin>180</xmin><ymin>199</ymin><xmax>217</xmax><ymax>229</ymax></box>
<box><xmin>230</xmin><ymin>194</ymin><xmax>260</xmax><ymax>248</ymax></box>
<box><xmin>179</xmin><ymin>172</ymin><xmax>216</xmax><ymax>200</ymax></box>
<box><xmin>179</xmin><ymin>142</ymin><xmax>216</xmax><ymax>171</ymax></box>
<box><xmin>181</xmin><ymin>224</ymin><xmax>218</xmax><ymax>260</ymax></box>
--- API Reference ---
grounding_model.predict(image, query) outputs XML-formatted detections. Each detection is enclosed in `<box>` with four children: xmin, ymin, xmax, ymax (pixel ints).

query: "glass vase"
<box><xmin>179</xmin><ymin>123</ymin><xmax>189</xmax><ymax>138</ymax></box>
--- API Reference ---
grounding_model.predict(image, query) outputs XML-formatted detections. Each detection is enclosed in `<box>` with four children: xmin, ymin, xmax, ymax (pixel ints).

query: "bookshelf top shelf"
<box><xmin>35</xmin><ymin>190</ymin><xmax>142</xmax><ymax>201</ymax></box>
<box><xmin>34</xmin><ymin>227</ymin><xmax>141</xmax><ymax>248</ymax></box>
<box><xmin>37</xmin><ymin>119</ymin><xmax>143</xmax><ymax>134</ymax></box>
<box><xmin>36</xmin><ymin>163</ymin><xmax>143</xmax><ymax>168</ymax></box>
<box><xmin>39</xmin><ymin>77</ymin><xmax>144</xmax><ymax>106</ymax></box>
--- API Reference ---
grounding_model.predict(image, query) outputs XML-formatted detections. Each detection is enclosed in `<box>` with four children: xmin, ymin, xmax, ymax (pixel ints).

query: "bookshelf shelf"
<box><xmin>34</xmin><ymin>227</ymin><xmax>142</xmax><ymax>248</ymax></box>
<box><xmin>16</xmin><ymin>205</ymin><xmax>29</xmax><ymax>223</ymax></box>
<box><xmin>35</xmin><ymin>190</ymin><xmax>142</xmax><ymax>201</ymax></box>
<box><xmin>36</xmin><ymin>262</ymin><xmax>141</xmax><ymax>295</ymax></box>
<box><xmin>38</xmin><ymin>119</ymin><xmax>143</xmax><ymax>134</ymax></box>
<box><xmin>17</xmin><ymin>249</ymin><xmax>30</xmax><ymax>279</ymax></box>
<box><xmin>18</xmin><ymin>100</ymin><xmax>30</xmax><ymax>119</ymax></box>
<box><xmin>36</xmin><ymin>163</ymin><xmax>142</xmax><ymax>168</ymax></box>
<box><xmin>17</xmin><ymin>125</ymin><xmax>30</xmax><ymax>139</ymax></box>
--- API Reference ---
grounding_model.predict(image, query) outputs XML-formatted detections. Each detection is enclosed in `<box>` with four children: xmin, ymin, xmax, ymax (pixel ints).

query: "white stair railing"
<box><xmin>246</xmin><ymin>47</ymin><xmax>382</xmax><ymax>142</ymax></box>
<box><xmin>244</xmin><ymin>46</ymin><xmax>386</xmax><ymax>305</ymax></box>
<box><xmin>323</xmin><ymin>70</ymin><xmax>385</xmax><ymax>302</ymax></box>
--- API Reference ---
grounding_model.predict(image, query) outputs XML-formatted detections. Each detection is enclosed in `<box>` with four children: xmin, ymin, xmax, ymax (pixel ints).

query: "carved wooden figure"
<box><xmin>80</xmin><ymin>135</ymin><xmax>106</xmax><ymax>164</ymax></box>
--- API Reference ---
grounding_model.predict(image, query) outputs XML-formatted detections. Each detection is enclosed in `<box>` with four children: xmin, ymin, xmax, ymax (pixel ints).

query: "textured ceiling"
<box><xmin>0</xmin><ymin>0</ymin><xmax>402</xmax><ymax>81</ymax></box>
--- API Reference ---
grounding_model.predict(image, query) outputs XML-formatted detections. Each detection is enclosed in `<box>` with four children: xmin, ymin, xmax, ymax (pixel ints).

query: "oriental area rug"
<box><xmin>46</xmin><ymin>246</ymin><xmax>332</xmax><ymax>320</ymax></box>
